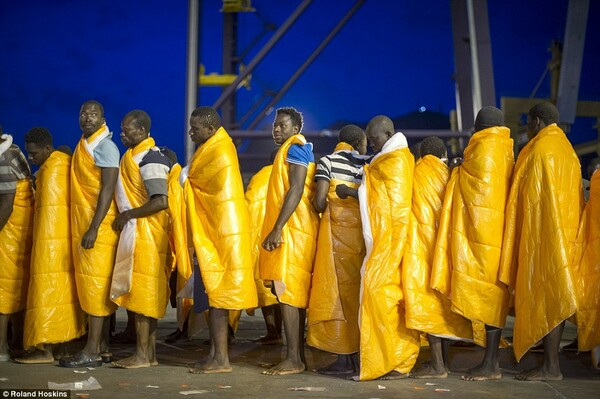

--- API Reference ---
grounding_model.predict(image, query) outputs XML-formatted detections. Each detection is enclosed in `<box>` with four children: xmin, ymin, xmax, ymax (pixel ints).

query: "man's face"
<box><xmin>25</xmin><ymin>142</ymin><xmax>51</xmax><ymax>166</ymax></box>
<box><xmin>356</xmin><ymin>136</ymin><xmax>368</xmax><ymax>155</ymax></box>
<box><xmin>526</xmin><ymin>114</ymin><xmax>539</xmax><ymax>140</ymax></box>
<box><xmin>188</xmin><ymin>116</ymin><xmax>213</xmax><ymax>146</ymax></box>
<box><xmin>79</xmin><ymin>104</ymin><xmax>105</xmax><ymax>137</ymax></box>
<box><xmin>366</xmin><ymin>125</ymin><xmax>389</xmax><ymax>153</ymax></box>
<box><xmin>120</xmin><ymin>117</ymin><xmax>145</xmax><ymax>148</ymax></box>
<box><xmin>272</xmin><ymin>113</ymin><xmax>298</xmax><ymax>145</ymax></box>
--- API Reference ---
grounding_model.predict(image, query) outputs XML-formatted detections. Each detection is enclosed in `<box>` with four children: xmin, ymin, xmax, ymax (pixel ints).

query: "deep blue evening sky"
<box><xmin>1</xmin><ymin>0</ymin><xmax>599</xmax><ymax>162</ymax></box>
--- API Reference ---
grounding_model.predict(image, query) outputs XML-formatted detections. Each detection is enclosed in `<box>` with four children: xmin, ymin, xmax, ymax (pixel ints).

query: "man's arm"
<box><xmin>112</xmin><ymin>194</ymin><xmax>168</xmax><ymax>231</ymax></box>
<box><xmin>335</xmin><ymin>184</ymin><xmax>358</xmax><ymax>199</ymax></box>
<box><xmin>312</xmin><ymin>179</ymin><xmax>329</xmax><ymax>213</ymax></box>
<box><xmin>262</xmin><ymin>163</ymin><xmax>307</xmax><ymax>252</ymax></box>
<box><xmin>0</xmin><ymin>192</ymin><xmax>15</xmax><ymax>231</ymax></box>
<box><xmin>81</xmin><ymin>167</ymin><xmax>118</xmax><ymax>249</ymax></box>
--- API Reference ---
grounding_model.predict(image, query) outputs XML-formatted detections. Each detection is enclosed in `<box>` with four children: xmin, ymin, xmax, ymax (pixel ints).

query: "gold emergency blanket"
<box><xmin>403</xmin><ymin>155</ymin><xmax>472</xmax><ymax>340</ymax></box>
<box><xmin>111</xmin><ymin>137</ymin><xmax>171</xmax><ymax>319</ymax></box>
<box><xmin>71</xmin><ymin>126</ymin><xmax>119</xmax><ymax>316</ymax></box>
<box><xmin>571</xmin><ymin>171</ymin><xmax>600</xmax><ymax>351</ymax></box>
<box><xmin>245</xmin><ymin>165</ymin><xmax>278</xmax><ymax>308</ymax></box>
<box><xmin>357</xmin><ymin>134</ymin><xmax>420</xmax><ymax>381</ymax></box>
<box><xmin>432</xmin><ymin>126</ymin><xmax>513</xmax><ymax>345</ymax></box>
<box><xmin>167</xmin><ymin>163</ymin><xmax>194</xmax><ymax>329</ymax></box>
<box><xmin>499</xmin><ymin>124</ymin><xmax>581</xmax><ymax>361</ymax></box>
<box><xmin>0</xmin><ymin>178</ymin><xmax>33</xmax><ymax>314</ymax></box>
<box><xmin>184</xmin><ymin>127</ymin><xmax>257</xmax><ymax>310</ymax></box>
<box><xmin>24</xmin><ymin>151</ymin><xmax>85</xmax><ymax>348</ymax></box>
<box><xmin>259</xmin><ymin>134</ymin><xmax>319</xmax><ymax>309</ymax></box>
<box><xmin>307</xmin><ymin>171</ymin><xmax>364</xmax><ymax>355</ymax></box>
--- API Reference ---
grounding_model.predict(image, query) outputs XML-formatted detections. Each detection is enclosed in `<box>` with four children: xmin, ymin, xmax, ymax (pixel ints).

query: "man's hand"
<box><xmin>81</xmin><ymin>227</ymin><xmax>98</xmax><ymax>249</ymax></box>
<box><xmin>112</xmin><ymin>211</ymin><xmax>131</xmax><ymax>232</ymax></box>
<box><xmin>336</xmin><ymin>184</ymin><xmax>350</xmax><ymax>199</ymax></box>
<box><xmin>262</xmin><ymin>227</ymin><xmax>283</xmax><ymax>252</ymax></box>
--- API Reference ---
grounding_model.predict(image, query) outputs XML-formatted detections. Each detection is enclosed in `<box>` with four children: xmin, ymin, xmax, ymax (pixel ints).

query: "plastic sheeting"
<box><xmin>403</xmin><ymin>155</ymin><xmax>472</xmax><ymax>341</ymax></box>
<box><xmin>259</xmin><ymin>134</ymin><xmax>319</xmax><ymax>309</ymax></box>
<box><xmin>24</xmin><ymin>151</ymin><xmax>85</xmax><ymax>348</ymax></box>
<box><xmin>111</xmin><ymin>138</ymin><xmax>171</xmax><ymax>319</ymax></box>
<box><xmin>184</xmin><ymin>127</ymin><xmax>257</xmax><ymax>310</ymax></box>
<box><xmin>357</xmin><ymin>133</ymin><xmax>419</xmax><ymax>381</ymax></box>
<box><xmin>499</xmin><ymin>124</ymin><xmax>582</xmax><ymax>361</ymax></box>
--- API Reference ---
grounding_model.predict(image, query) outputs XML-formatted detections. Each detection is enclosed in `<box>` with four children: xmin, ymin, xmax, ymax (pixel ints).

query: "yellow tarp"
<box><xmin>0</xmin><ymin>178</ymin><xmax>33</xmax><ymax>314</ymax></box>
<box><xmin>307</xmin><ymin>174</ymin><xmax>364</xmax><ymax>355</ymax></box>
<box><xmin>357</xmin><ymin>134</ymin><xmax>420</xmax><ymax>381</ymax></box>
<box><xmin>70</xmin><ymin>126</ymin><xmax>119</xmax><ymax>316</ymax></box>
<box><xmin>571</xmin><ymin>171</ymin><xmax>600</xmax><ymax>351</ymax></box>
<box><xmin>245</xmin><ymin>165</ymin><xmax>278</xmax><ymax>308</ymax></box>
<box><xmin>431</xmin><ymin>126</ymin><xmax>513</xmax><ymax>346</ymax></box>
<box><xmin>184</xmin><ymin>127</ymin><xmax>257</xmax><ymax>310</ymax></box>
<box><xmin>259</xmin><ymin>134</ymin><xmax>319</xmax><ymax>309</ymax></box>
<box><xmin>111</xmin><ymin>137</ymin><xmax>171</xmax><ymax>319</ymax></box>
<box><xmin>403</xmin><ymin>155</ymin><xmax>472</xmax><ymax>340</ymax></box>
<box><xmin>499</xmin><ymin>124</ymin><xmax>582</xmax><ymax>361</ymax></box>
<box><xmin>24</xmin><ymin>151</ymin><xmax>85</xmax><ymax>348</ymax></box>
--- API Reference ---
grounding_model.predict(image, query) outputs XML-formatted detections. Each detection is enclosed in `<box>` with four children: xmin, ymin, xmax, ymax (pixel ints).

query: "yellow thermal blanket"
<box><xmin>0</xmin><ymin>178</ymin><xmax>33</xmax><ymax>314</ymax></box>
<box><xmin>71</xmin><ymin>126</ymin><xmax>119</xmax><ymax>316</ymax></box>
<box><xmin>111</xmin><ymin>137</ymin><xmax>171</xmax><ymax>319</ymax></box>
<box><xmin>431</xmin><ymin>126</ymin><xmax>513</xmax><ymax>345</ymax></box>
<box><xmin>259</xmin><ymin>134</ymin><xmax>319</xmax><ymax>309</ymax></box>
<box><xmin>357</xmin><ymin>134</ymin><xmax>420</xmax><ymax>380</ymax></box>
<box><xmin>499</xmin><ymin>124</ymin><xmax>582</xmax><ymax>361</ymax></box>
<box><xmin>184</xmin><ymin>127</ymin><xmax>257</xmax><ymax>310</ymax></box>
<box><xmin>403</xmin><ymin>155</ymin><xmax>472</xmax><ymax>340</ymax></box>
<box><xmin>307</xmin><ymin>175</ymin><xmax>364</xmax><ymax>355</ymax></box>
<box><xmin>24</xmin><ymin>151</ymin><xmax>85</xmax><ymax>348</ymax></box>
<box><xmin>167</xmin><ymin>163</ymin><xmax>194</xmax><ymax>329</ymax></box>
<box><xmin>571</xmin><ymin>171</ymin><xmax>600</xmax><ymax>351</ymax></box>
<box><xmin>245</xmin><ymin>165</ymin><xmax>278</xmax><ymax>308</ymax></box>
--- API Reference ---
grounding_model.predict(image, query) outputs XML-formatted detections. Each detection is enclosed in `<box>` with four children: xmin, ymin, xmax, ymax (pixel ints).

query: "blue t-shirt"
<box><xmin>286</xmin><ymin>143</ymin><xmax>314</xmax><ymax>167</ymax></box>
<box><xmin>93</xmin><ymin>137</ymin><xmax>120</xmax><ymax>168</ymax></box>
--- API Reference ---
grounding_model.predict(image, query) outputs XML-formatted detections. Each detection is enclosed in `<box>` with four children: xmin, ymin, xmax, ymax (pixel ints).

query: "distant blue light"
<box><xmin>419</xmin><ymin>106</ymin><xmax>426</xmax><ymax>113</ymax></box>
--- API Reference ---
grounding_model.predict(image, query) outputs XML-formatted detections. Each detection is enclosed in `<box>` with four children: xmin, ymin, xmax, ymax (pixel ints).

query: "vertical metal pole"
<box><xmin>451</xmin><ymin>0</ymin><xmax>474</xmax><ymax>132</ymax></box>
<box><xmin>222</xmin><ymin>12</ymin><xmax>238</xmax><ymax>129</ymax></box>
<box><xmin>184</xmin><ymin>0</ymin><xmax>200</xmax><ymax>162</ymax></box>
<box><xmin>466</xmin><ymin>0</ymin><xmax>482</xmax><ymax>119</ymax></box>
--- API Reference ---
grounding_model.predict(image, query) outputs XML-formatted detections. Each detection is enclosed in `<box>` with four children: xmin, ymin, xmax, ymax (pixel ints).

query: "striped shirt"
<box><xmin>314</xmin><ymin>150</ymin><xmax>369</xmax><ymax>185</ymax></box>
<box><xmin>139</xmin><ymin>146</ymin><xmax>174</xmax><ymax>197</ymax></box>
<box><xmin>0</xmin><ymin>143</ymin><xmax>31</xmax><ymax>195</ymax></box>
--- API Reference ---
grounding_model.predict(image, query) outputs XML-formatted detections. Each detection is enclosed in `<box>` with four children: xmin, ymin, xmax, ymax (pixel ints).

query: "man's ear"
<box><xmin>293</xmin><ymin>125</ymin><xmax>300</xmax><ymax>134</ymax></box>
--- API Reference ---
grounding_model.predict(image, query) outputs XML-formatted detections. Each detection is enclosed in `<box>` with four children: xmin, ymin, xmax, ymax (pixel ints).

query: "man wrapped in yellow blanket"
<box><xmin>500</xmin><ymin>102</ymin><xmax>582</xmax><ymax>381</ymax></box>
<box><xmin>307</xmin><ymin>125</ymin><xmax>368</xmax><ymax>375</ymax></box>
<box><xmin>339</xmin><ymin>115</ymin><xmax>420</xmax><ymax>381</ymax></box>
<box><xmin>571</xmin><ymin>159</ymin><xmax>600</xmax><ymax>368</ymax></box>
<box><xmin>432</xmin><ymin>106</ymin><xmax>514</xmax><ymax>381</ymax></box>
<box><xmin>61</xmin><ymin>100</ymin><xmax>119</xmax><ymax>368</ymax></box>
<box><xmin>403</xmin><ymin>136</ymin><xmax>473</xmax><ymax>379</ymax></box>
<box><xmin>0</xmin><ymin>129</ymin><xmax>33</xmax><ymax>362</ymax></box>
<box><xmin>184</xmin><ymin>107</ymin><xmax>257</xmax><ymax>374</ymax></box>
<box><xmin>260</xmin><ymin>107</ymin><xmax>319</xmax><ymax>376</ymax></box>
<box><xmin>16</xmin><ymin>128</ymin><xmax>85</xmax><ymax>364</ymax></box>
<box><xmin>110</xmin><ymin>110</ymin><xmax>174</xmax><ymax>369</ymax></box>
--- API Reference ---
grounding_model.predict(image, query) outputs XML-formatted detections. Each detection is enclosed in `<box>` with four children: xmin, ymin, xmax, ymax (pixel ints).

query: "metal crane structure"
<box><xmin>183</xmin><ymin>0</ymin><xmax>599</xmax><ymax>177</ymax></box>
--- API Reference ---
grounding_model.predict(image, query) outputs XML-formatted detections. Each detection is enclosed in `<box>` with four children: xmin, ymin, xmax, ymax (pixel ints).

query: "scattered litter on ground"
<box><xmin>180</xmin><ymin>384</ymin><xmax>189</xmax><ymax>388</ymax></box>
<box><xmin>75</xmin><ymin>394</ymin><xmax>90</xmax><ymax>398</ymax></box>
<box><xmin>377</xmin><ymin>385</ymin><xmax>386</xmax><ymax>389</ymax></box>
<box><xmin>0</xmin><ymin>378</ymin><xmax>8</xmax><ymax>381</ymax></box>
<box><xmin>179</xmin><ymin>390</ymin><xmax>209</xmax><ymax>395</ymax></box>
<box><xmin>48</xmin><ymin>376</ymin><xmax>102</xmax><ymax>391</ymax></box>
<box><xmin>288</xmin><ymin>387</ymin><xmax>326</xmax><ymax>392</ymax></box>
<box><xmin>86</xmin><ymin>367</ymin><xmax>95</xmax><ymax>371</ymax></box>
<box><xmin>217</xmin><ymin>385</ymin><xmax>231</xmax><ymax>389</ymax></box>
<box><xmin>413</xmin><ymin>386</ymin><xmax>426</xmax><ymax>390</ymax></box>
<box><xmin>425</xmin><ymin>382</ymin><xmax>438</xmax><ymax>386</ymax></box>
<box><xmin>146</xmin><ymin>385</ymin><xmax>159</xmax><ymax>389</ymax></box>
<box><xmin>435</xmin><ymin>388</ymin><xmax>451</xmax><ymax>392</ymax></box>
<box><xmin>118</xmin><ymin>382</ymin><xmax>130</xmax><ymax>387</ymax></box>
<box><xmin>73</xmin><ymin>370</ymin><xmax>87</xmax><ymax>374</ymax></box>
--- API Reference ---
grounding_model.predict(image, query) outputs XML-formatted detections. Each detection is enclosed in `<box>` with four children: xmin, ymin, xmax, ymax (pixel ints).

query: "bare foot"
<box><xmin>461</xmin><ymin>361</ymin><xmax>502</xmax><ymax>381</ymax></box>
<box><xmin>111</xmin><ymin>353</ymin><xmax>151</xmax><ymax>369</ymax></box>
<box><xmin>254</xmin><ymin>335</ymin><xmax>283</xmax><ymax>345</ymax></box>
<box><xmin>14</xmin><ymin>348</ymin><xmax>54</xmax><ymax>364</ymax></box>
<box><xmin>515</xmin><ymin>366</ymin><xmax>562</xmax><ymax>381</ymax></box>
<box><xmin>378</xmin><ymin>370</ymin><xmax>408</xmax><ymax>380</ymax></box>
<box><xmin>262</xmin><ymin>359</ymin><xmax>306</xmax><ymax>376</ymax></box>
<box><xmin>189</xmin><ymin>357</ymin><xmax>232</xmax><ymax>374</ymax></box>
<box><xmin>411</xmin><ymin>364</ymin><xmax>448</xmax><ymax>379</ymax></box>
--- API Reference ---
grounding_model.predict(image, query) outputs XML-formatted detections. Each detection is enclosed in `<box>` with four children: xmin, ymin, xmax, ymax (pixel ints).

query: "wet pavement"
<box><xmin>1</xmin><ymin>307</ymin><xmax>599</xmax><ymax>398</ymax></box>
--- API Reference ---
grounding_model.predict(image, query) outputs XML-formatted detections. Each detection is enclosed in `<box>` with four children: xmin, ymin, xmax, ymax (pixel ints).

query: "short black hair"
<box><xmin>529</xmin><ymin>102</ymin><xmax>559</xmax><ymax>126</ymax></box>
<box><xmin>191</xmin><ymin>106</ymin><xmax>221</xmax><ymax>129</ymax></box>
<box><xmin>56</xmin><ymin>145</ymin><xmax>72</xmax><ymax>156</ymax></box>
<box><xmin>420</xmin><ymin>136</ymin><xmax>447</xmax><ymax>159</ymax></box>
<box><xmin>276</xmin><ymin>107</ymin><xmax>303</xmax><ymax>133</ymax></box>
<box><xmin>81</xmin><ymin>100</ymin><xmax>105</xmax><ymax>117</ymax></box>
<box><xmin>124</xmin><ymin>109</ymin><xmax>151</xmax><ymax>132</ymax></box>
<box><xmin>25</xmin><ymin>127</ymin><xmax>53</xmax><ymax>147</ymax></box>
<box><xmin>338</xmin><ymin>124</ymin><xmax>364</xmax><ymax>146</ymax></box>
